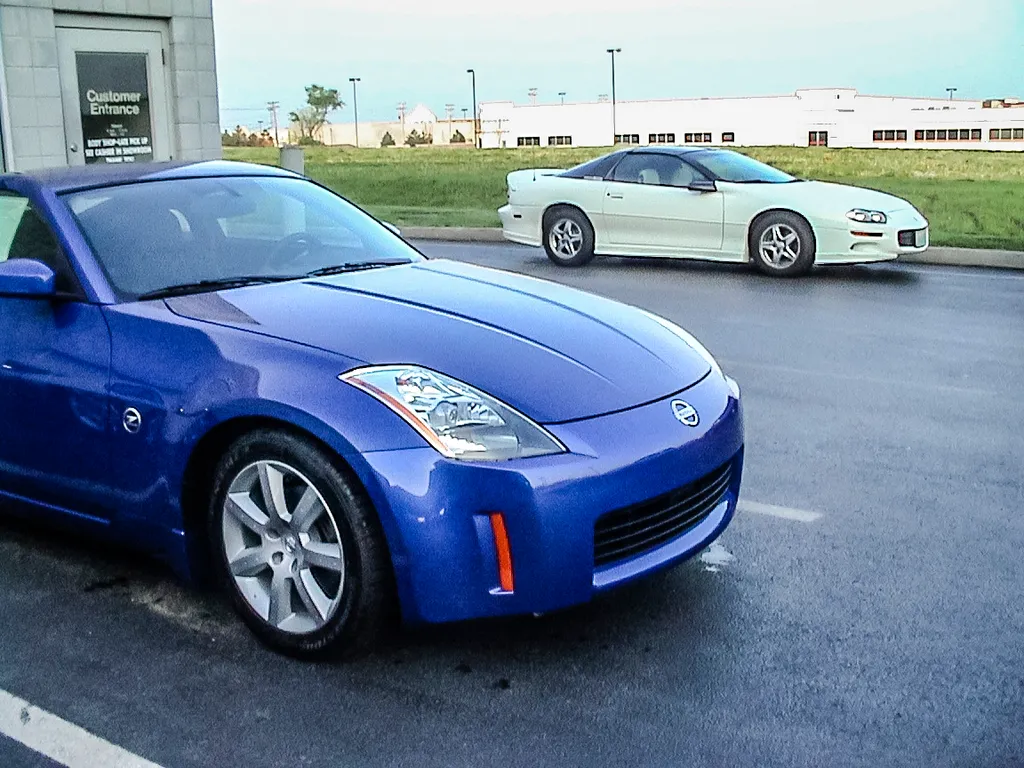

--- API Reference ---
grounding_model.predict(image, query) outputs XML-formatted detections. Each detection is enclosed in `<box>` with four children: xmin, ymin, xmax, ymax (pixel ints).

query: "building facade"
<box><xmin>477</xmin><ymin>88</ymin><xmax>1024</xmax><ymax>151</ymax></box>
<box><xmin>313</xmin><ymin>104</ymin><xmax>478</xmax><ymax>149</ymax></box>
<box><xmin>0</xmin><ymin>0</ymin><xmax>222</xmax><ymax>172</ymax></box>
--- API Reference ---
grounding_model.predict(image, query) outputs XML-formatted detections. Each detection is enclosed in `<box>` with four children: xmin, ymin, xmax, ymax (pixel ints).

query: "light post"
<box><xmin>349</xmin><ymin>77</ymin><xmax>361</xmax><ymax>147</ymax></box>
<box><xmin>607</xmin><ymin>48</ymin><xmax>621</xmax><ymax>143</ymax></box>
<box><xmin>946</xmin><ymin>87</ymin><xmax>957</xmax><ymax>100</ymax></box>
<box><xmin>467</xmin><ymin>68</ymin><xmax>478</xmax><ymax>148</ymax></box>
<box><xmin>559</xmin><ymin>91</ymin><xmax>566</xmax><ymax>105</ymax></box>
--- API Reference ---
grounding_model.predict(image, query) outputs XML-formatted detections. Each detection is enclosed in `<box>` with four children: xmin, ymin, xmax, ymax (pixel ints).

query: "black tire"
<box><xmin>542</xmin><ymin>206</ymin><xmax>596</xmax><ymax>267</ymax></box>
<box><xmin>208</xmin><ymin>428</ymin><xmax>395</xmax><ymax>660</ymax></box>
<box><xmin>749</xmin><ymin>211</ymin><xmax>816</xmax><ymax>277</ymax></box>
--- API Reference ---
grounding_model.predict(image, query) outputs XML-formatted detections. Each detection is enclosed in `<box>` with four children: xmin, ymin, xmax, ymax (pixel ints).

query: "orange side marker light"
<box><xmin>489</xmin><ymin>513</ymin><xmax>515</xmax><ymax>593</ymax></box>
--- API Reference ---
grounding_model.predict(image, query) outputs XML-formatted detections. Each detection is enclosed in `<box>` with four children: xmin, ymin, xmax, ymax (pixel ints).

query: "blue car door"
<box><xmin>0</xmin><ymin>191</ymin><xmax>112</xmax><ymax>519</ymax></box>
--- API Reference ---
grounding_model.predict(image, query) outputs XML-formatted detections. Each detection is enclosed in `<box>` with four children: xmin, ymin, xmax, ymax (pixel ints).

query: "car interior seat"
<box><xmin>637</xmin><ymin>168</ymin><xmax>660</xmax><ymax>185</ymax></box>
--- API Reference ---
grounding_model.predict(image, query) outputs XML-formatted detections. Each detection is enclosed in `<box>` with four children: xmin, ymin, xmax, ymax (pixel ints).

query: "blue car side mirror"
<box><xmin>0</xmin><ymin>259</ymin><xmax>56</xmax><ymax>298</ymax></box>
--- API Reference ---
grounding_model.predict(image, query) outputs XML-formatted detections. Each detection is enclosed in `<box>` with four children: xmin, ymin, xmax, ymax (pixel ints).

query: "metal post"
<box><xmin>467</xmin><ymin>68</ymin><xmax>478</xmax><ymax>148</ymax></box>
<box><xmin>349</xmin><ymin>77</ymin><xmax>361</xmax><ymax>147</ymax></box>
<box><xmin>267</xmin><ymin>101</ymin><xmax>280</xmax><ymax>146</ymax></box>
<box><xmin>607</xmin><ymin>48</ymin><xmax>621</xmax><ymax>144</ymax></box>
<box><xmin>946</xmin><ymin>87</ymin><xmax>957</xmax><ymax>100</ymax></box>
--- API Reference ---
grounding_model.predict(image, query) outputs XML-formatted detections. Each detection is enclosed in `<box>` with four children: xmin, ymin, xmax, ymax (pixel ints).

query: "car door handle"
<box><xmin>607</xmin><ymin>193</ymin><xmax>624</xmax><ymax>199</ymax></box>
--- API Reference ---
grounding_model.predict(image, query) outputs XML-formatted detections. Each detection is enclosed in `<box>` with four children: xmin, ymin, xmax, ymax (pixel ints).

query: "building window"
<box><xmin>947</xmin><ymin>130</ymin><xmax>958</xmax><ymax>142</ymax></box>
<box><xmin>1015</xmin><ymin>129</ymin><xmax>1024</xmax><ymax>140</ymax></box>
<box><xmin>649</xmin><ymin>133</ymin><xmax>675</xmax><ymax>144</ymax></box>
<box><xmin>973</xmin><ymin>129</ymin><xmax>984</xmax><ymax>140</ymax></box>
<box><xmin>547</xmin><ymin>135</ymin><xmax>572</xmax><ymax>146</ymax></box>
<box><xmin>703</xmin><ymin>132</ymin><xmax>712</xmax><ymax>143</ymax></box>
<box><xmin>1002</xmin><ymin>128</ymin><xmax>1013</xmax><ymax>140</ymax></box>
<box><xmin>874</xmin><ymin>129</ymin><xmax>907</xmax><ymax>143</ymax></box>
<box><xmin>615</xmin><ymin>134</ymin><xmax>640</xmax><ymax>144</ymax></box>
<box><xmin>808</xmin><ymin>131</ymin><xmax>828</xmax><ymax>147</ymax></box>
<box><xmin>722</xmin><ymin>132</ymin><xmax>735</xmax><ymax>142</ymax></box>
<box><xmin>925</xmin><ymin>129</ymin><xmax>936</xmax><ymax>140</ymax></box>
<box><xmin>517</xmin><ymin>136</ymin><xmax>540</xmax><ymax>146</ymax></box>
<box><xmin>915</xmin><ymin>130</ymin><xmax>924</xmax><ymax>140</ymax></box>
<box><xmin>684</xmin><ymin>133</ymin><xmax>693</xmax><ymax>143</ymax></box>
<box><xmin>959</xmin><ymin>129</ymin><xmax>970</xmax><ymax>140</ymax></box>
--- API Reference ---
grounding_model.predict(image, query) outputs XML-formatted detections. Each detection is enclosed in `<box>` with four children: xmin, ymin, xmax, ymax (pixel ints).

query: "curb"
<box><xmin>401</xmin><ymin>227</ymin><xmax>507</xmax><ymax>243</ymax></box>
<box><xmin>401</xmin><ymin>227</ymin><xmax>1024</xmax><ymax>270</ymax></box>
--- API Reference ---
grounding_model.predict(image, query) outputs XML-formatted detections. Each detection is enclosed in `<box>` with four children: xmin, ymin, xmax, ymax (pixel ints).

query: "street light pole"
<box><xmin>467</xmin><ymin>68</ymin><xmax>478</xmax><ymax>148</ymax></box>
<box><xmin>349</xmin><ymin>77</ymin><xmax>361</xmax><ymax>147</ymax></box>
<box><xmin>607</xmin><ymin>48</ymin><xmax>621</xmax><ymax>144</ymax></box>
<box><xmin>559</xmin><ymin>91</ymin><xmax>566</xmax><ymax>105</ymax></box>
<box><xmin>946</xmin><ymin>87</ymin><xmax>957</xmax><ymax>101</ymax></box>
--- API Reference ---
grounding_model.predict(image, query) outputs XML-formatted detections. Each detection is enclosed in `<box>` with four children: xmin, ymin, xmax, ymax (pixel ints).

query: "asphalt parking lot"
<box><xmin>1</xmin><ymin>243</ymin><xmax>1022</xmax><ymax>768</ymax></box>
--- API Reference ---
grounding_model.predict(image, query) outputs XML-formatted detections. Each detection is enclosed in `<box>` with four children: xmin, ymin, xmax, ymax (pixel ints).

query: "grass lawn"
<box><xmin>224</xmin><ymin>145</ymin><xmax>1024</xmax><ymax>251</ymax></box>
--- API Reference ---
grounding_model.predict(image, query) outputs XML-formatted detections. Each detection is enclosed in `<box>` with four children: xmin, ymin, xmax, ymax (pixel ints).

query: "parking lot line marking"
<box><xmin>739</xmin><ymin>500</ymin><xmax>822</xmax><ymax>523</ymax></box>
<box><xmin>0</xmin><ymin>688</ymin><xmax>162</xmax><ymax>768</ymax></box>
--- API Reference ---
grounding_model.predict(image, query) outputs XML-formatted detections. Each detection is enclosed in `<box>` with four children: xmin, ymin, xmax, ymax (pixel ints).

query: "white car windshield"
<box><xmin>63</xmin><ymin>175</ymin><xmax>422</xmax><ymax>300</ymax></box>
<box><xmin>689</xmin><ymin>150</ymin><xmax>798</xmax><ymax>183</ymax></box>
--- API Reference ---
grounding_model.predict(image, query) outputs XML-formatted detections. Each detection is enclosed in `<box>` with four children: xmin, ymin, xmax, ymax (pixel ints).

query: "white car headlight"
<box><xmin>339</xmin><ymin>366</ymin><xmax>567</xmax><ymax>461</ymax></box>
<box><xmin>638</xmin><ymin>309</ymin><xmax>724</xmax><ymax>378</ymax></box>
<box><xmin>847</xmin><ymin>209</ymin><xmax>887</xmax><ymax>224</ymax></box>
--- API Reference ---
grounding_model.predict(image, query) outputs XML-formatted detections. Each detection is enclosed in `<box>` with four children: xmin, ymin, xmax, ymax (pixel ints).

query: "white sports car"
<box><xmin>498</xmin><ymin>147</ymin><xmax>930</xmax><ymax>276</ymax></box>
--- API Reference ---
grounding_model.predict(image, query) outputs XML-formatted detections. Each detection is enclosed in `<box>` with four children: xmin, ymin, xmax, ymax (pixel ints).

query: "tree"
<box><xmin>404</xmin><ymin>129</ymin><xmax>432</xmax><ymax>147</ymax></box>
<box><xmin>380</xmin><ymin>131</ymin><xmax>395</xmax><ymax>147</ymax></box>
<box><xmin>221</xmin><ymin>126</ymin><xmax>273</xmax><ymax>148</ymax></box>
<box><xmin>289</xmin><ymin>84</ymin><xmax>344</xmax><ymax>143</ymax></box>
<box><xmin>450</xmin><ymin>129</ymin><xmax>466</xmax><ymax>144</ymax></box>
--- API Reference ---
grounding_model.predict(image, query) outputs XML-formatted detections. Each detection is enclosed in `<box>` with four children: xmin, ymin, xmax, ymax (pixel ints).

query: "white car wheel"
<box><xmin>542</xmin><ymin>208</ymin><xmax>595</xmax><ymax>267</ymax></box>
<box><xmin>750</xmin><ymin>212</ymin><xmax>816</xmax><ymax>277</ymax></box>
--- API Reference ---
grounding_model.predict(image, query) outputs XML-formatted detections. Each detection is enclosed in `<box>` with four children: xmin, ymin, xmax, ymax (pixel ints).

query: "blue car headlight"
<box><xmin>846</xmin><ymin>208</ymin><xmax>887</xmax><ymax>224</ymax></box>
<box><xmin>340</xmin><ymin>365</ymin><xmax>568</xmax><ymax>461</ymax></box>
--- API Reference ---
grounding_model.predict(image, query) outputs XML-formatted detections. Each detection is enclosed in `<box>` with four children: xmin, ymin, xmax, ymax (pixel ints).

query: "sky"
<box><xmin>212</xmin><ymin>0</ymin><xmax>1024</xmax><ymax>129</ymax></box>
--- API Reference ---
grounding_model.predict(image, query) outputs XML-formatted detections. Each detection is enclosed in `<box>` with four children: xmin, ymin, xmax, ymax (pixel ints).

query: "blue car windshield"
<box><xmin>63</xmin><ymin>175</ymin><xmax>423</xmax><ymax>299</ymax></box>
<box><xmin>688</xmin><ymin>150</ymin><xmax>798</xmax><ymax>183</ymax></box>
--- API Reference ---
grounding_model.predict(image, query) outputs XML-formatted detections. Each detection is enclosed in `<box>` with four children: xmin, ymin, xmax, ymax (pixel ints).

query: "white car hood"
<box><xmin>743</xmin><ymin>179</ymin><xmax>916</xmax><ymax>214</ymax></box>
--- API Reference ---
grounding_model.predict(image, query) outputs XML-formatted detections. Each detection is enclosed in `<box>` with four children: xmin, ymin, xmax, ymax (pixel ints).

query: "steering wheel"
<box><xmin>267</xmin><ymin>232</ymin><xmax>323</xmax><ymax>270</ymax></box>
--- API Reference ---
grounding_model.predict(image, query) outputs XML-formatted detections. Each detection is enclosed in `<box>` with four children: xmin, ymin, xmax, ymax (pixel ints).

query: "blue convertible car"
<box><xmin>0</xmin><ymin>160</ymin><xmax>743</xmax><ymax>658</ymax></box>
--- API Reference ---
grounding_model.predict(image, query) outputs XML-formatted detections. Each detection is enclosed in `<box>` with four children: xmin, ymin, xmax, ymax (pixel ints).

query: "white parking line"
<box><xmin>739</xmin><ymin>500</ymin><xmax>823</xmax><ymax>523</ymax></box>
<box><xmin>0</xmin><ymin>688</ymin><xmax>161</xmax><ymax>768</ymax></box>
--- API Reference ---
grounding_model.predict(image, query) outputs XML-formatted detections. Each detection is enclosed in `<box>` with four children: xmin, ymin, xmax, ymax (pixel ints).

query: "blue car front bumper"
<box><xmin>354</xmin><ymin>371</ymin><xmax>744</xmax><ymax>626</ymax></box>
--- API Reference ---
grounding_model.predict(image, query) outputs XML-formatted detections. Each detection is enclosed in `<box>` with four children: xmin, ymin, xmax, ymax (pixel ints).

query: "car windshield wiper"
<box><xmin>137</xmin><ymin>274</ymin><xmax>302</xmax><ymax>300</ymax></box>
<box><xmin>303</xmin><ymin>260</ymin><xmax>411</xmax><ymax>277</ymax></box>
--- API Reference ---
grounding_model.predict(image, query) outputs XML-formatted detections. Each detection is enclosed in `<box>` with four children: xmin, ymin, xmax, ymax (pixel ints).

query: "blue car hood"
<box><xmin>164</xmin><ymin>259</ymin><xmax>711</xmax><ymax>423</ymax></box>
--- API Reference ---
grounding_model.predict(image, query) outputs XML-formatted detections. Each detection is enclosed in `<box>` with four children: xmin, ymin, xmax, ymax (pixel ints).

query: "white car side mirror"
<box><xmin>382</xmin><ymin>221</ymin><xmax>402</xmax><ymax>237</ymax></box>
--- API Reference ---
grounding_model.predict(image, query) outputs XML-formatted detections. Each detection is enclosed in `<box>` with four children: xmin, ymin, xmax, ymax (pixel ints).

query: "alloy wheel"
<box><xmin>549</xmin><ymin>218</ymin><xmax>584</xmax><ymax>260</ymax></box>
<box><xmin>222</xmin><ymin>460</ymin><xmax>345</xmax><ymax>634</ymax></box>
<box><xmin>758</xmin><ymin>224</ymin><xmax>801</xmax><ymax>269</ymax></box>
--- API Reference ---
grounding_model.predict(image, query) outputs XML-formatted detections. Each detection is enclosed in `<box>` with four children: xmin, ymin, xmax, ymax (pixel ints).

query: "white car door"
<box><xmin>602</xmin><ymin>153</ymin><xmax>724</xmax><ymax>252</ymax></box>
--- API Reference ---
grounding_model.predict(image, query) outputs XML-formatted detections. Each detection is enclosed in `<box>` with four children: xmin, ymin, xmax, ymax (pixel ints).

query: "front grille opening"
<box><xmin>594</xmin><ymin>460</ymin><xmax>733</xmax><ymax>568</ymax></box>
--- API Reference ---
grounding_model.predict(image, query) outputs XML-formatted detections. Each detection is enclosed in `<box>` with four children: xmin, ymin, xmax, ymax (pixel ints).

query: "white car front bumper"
<box><xmin>816</xmin><ymin>208</ymin><xmax>930</xmax><ymax>265</ymax></box>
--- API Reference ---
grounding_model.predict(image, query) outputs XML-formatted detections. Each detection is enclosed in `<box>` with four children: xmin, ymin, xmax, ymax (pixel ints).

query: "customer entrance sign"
<box><xmin>75</xmin><ymin>52</ymin><xmax>154</xmax><ymax>164</ymax></box>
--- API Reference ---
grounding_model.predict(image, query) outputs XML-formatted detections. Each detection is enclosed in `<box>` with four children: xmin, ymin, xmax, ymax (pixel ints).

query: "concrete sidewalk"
<box><xmin>399</xmin><ymin>226</ymin><xmax>1024</xmax><ymax>270</ymax></box>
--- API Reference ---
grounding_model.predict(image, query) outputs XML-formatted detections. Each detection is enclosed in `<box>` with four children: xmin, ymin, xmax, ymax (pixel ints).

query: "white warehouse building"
<box><xmin>477</xmin><ymin>88</ymin><xmax>1024</xmax><ymax>151</ymax></box>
